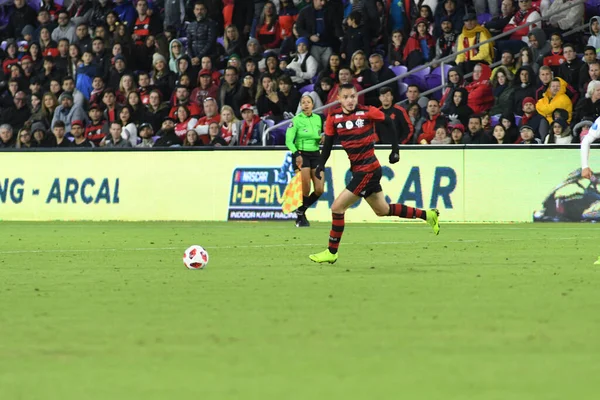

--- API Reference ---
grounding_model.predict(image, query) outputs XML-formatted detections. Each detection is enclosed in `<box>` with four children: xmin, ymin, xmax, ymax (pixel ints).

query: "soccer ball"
<box><xmin>183</xmin><ymin>245</ymin><xmax>209</xmax><ymax>270</ymax></box>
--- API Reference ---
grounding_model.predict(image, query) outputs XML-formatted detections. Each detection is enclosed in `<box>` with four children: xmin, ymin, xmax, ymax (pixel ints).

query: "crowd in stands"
<box><xmin>0</xmin><ymin>0</ymin><xmax>599</xmax><ymax>149</ymax></box>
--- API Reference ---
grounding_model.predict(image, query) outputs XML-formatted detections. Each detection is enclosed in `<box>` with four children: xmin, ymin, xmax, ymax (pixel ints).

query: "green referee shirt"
<box><xmin>285</xmin><ymin>112</ymin><xmax>322</xmax><ymax>154</ymax></box>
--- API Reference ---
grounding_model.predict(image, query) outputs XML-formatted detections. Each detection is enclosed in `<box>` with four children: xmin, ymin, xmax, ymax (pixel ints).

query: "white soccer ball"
<box><xmin>183</xmin><ymin>245</ymin><xmax>209</xmax><ymax>270</ymax></box>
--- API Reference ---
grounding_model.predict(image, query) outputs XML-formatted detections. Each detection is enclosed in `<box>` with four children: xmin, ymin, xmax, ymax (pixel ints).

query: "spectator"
<box><xmin>132</xmin><ymin>0</ymin><xmax>162</xmax><ymax>46</ymax></box>
<box><xmin>441</xmin><ymin>68</ymin><xmax>466</xmax><ymax>110</ymax></box>
<box><xmin>455</xmin><ymin>13</ymin><xmax>493</xmax><ymax>75</ymax></box>
<box><xmin>136</xmin><ymin>123</ymin><xmax>155</xmax><ymax>148</ymax></box>
<box><xmin>191</xmin><ymin>69</ymin><xmax>220</xmax><ymax>114</ymax></box>
<box><xmin>433</xmin><ymin>0</ymin><xmax>464</xmax><ymax>38</ymax></box>
<box><xmin>340</xmin><ymin>11</ymin><xmax>370</xmax><ymax>62</ymax></box>
<box><xmin>224</xmin><ymin>25</ymin><xmax>247</xmax><ymax>59</ymax></box>
<box><xmin>580</xmin><ymin>47</ymin><xmax>598</xmax><ymax>93</ymax></box>
<box><xmin>85</xmin><ymin>103</ymin><xmax>109</xmax><ymax>145</ymax></box>
<box><xmin>403</xmin><ymin>17</ymin><xmax>435</xmax><ymax>70</ymax></box>
<box><xmin>499</xmin><ymin>113</ymin><xmax>519</xmax><ymax>143</ymax></box>
<box><xmin>62</xmin><ymin>76</ymin><xmax>85</xmax><ymax>109</ymax></box>
<box><xmin>588</xmin><ymin>17</ymin><xmax>600</xmax><ymax>57</ymax></box>
<box><xmin>418</xmin><ymin>99</ymin><xmax>447</xmax><ymax>144</ymax></box>
<box><xmin>513</xmin><ymin>66</ymin><xmax>537</xmax><ymax>115</ymax></box>
<box><xmin>492</xmin><ymin>124</ymin><xmax>508</xmax><ymax>144</ymax></box>
<box><xmin>485</xmin><ymin>0</ymin><xmax>515</xmax><ymax>37</ymax></box>
<box><xmin>277</xmin><ymin>75</ymin><xmax>301</xmax><ymax>118</ymax></box>
<box><xmin>234</xmin><ymin>73</ymin><xmax>258</xmax><ymax>111</ymax></box>
<box><xmin>543</xmin><ymin>0</ymin><xmax>584</xmax><ymax>32</ymax></box>
<box><xmin>51</xmin><ymin>120</ymin><xmax>71</xmax><ymax>147</ymax></box>
<box><xmin>387</xmin><ymin>29</ymin><xmax>405</xmax><ymax>67</ymax></box>
<box><xmin>296</xmin><ymin>0</ymin><xmax>343</xmax><ymax>69</ymax></box>
<box><xmin>378</xmin><ymin>87</ymin><xmax>414</xmax><ymax>144</ymax></box>
<box><xmin>174</xmin><ymin>105</ymin><xmax>198</xmax><ymax>140</ymax></box>
<box><xmin>170</xmin><ymin>85</ymin><xmax>202</xmax><ymax>119</ymax></box>
<box><xmin>518</xmin><ymin>124</ymin><xmax>541</xmax><ymax>144</ymax></box>
<box><xmin>238</xmin><ymin>104</ymin><xmax>263</xmax><ymax>145</ymax></box>
<box><xmin>264</xmin><ymin>52</ymin><xmax>284</xmax><ymax>80</ymax></box>
<box><xmin>542</xmin><ymin>33</ymin><xmax>566</xmax><ymax>77</ymax></box>
<box><xmin>350</xmin><ymin>50</ymin><xmax>378</xmax><ymax>106</ymax></box>
<box><xmin>466</xmin><ymin>114</ymin><xmax>493</xmax><ymax>144</ymax></box>
<box><xmin>5</xmin><ymin>0</ymin><xmax>37</xmax><ymax>40</ymax></box>
<box><xmin>154</xmin><ymin>118</ymin><xmax>183</xmax><ymax>147</ymax></box>
<box><xmin>208</xmin><ymin>122</ymin><xmax>229</xmax><ymax>146</ymax></box>
<box><xmin>520</xmin><ymin>96</ymin><xmax>549</xmax><ymax>141</ymax></box>
<box><xmin>285</xmin><ymin>37</ymin><xmax>318</xmax><ymax>86</ymax></box>
<box><xmin>279</xmin><ymin>23</ymin><xmax>301</xmax><ymax>57</ymax></box>
<box><xmin>102</xmin><ymin>89</ymin><xmax>122</xmax><ymax>123</ymax></box>
<box><xmin>220</xmin><ymin>105</ymin><xmax>240</xmax><ymax>145</ymax></box>
<box><xmin>219</xmin><ymin>67</ymin><xmax>242</xmax><ymax>115</ymax></box>
<box><xmin>544</xmin><ymin>118</ymin><xmax>572</xmax><ymax>144</ymax></box>
<box><xmin>490</xmin><ymin>66</ymin><xmax>515</xmax><ymax>116</ymax></box>
<box><xmin>256</xmin><ymin>1</ymin><xmax>282</xmax><ymax>50</ymax></box>
<box><xmin>407</xmin><ymin>103</ymin><xmax>425</xmax><ymax>140</ymax></box>
<box><xmin>187</xmin><ymin>1</ymin><xmax>218</xmax><ymax>66</ymax></box>
<box><xmin>557</xmin><ymin>44</ymin><xmax>583</xmax><ymax>88</ymax></box>
<box><xmin>246</xmin><ymin>39</ymin><xmax>264</xmax><ymax>65</ymax></box>
<box><xmin>431</xmin><ymin>126</ymin><xmax>452</xmax><ymax>145</ymax></box>
<box><xmin>444</xmin><ymin>87</ymin><xmax>474</xmax><ymax>127</ymax></box>
<box><xmin>169</xmin><ymin>39</ymin><xmax>184</xmax><ymax>74</ymax></box>
<box><xmin>119</xmin><ymin>105</ymin><xmax>139</xmax><ymax>146</ymax></box>
<box><xmin>535</xmin><ymin>66</ymin><xmax>553</xmax><ymax>101</ymax></box>
<box><xmin>581</xmin><ymin>61</ymin><xmax>600</xmax><ymax>98</ymax></box>
<box><xmin>435</xmin><ymin>16</ymin><xmax>458</xmax><ymax>60</ymax></box>
<box><xmin>449</xmin><ymin>122</ymin><xmax>467</xmax><ymax>144</ymax></box>
<box><xmin>104</xmin><ymin>121</ymin><xmax>133</xmax><ymax>147</ymax></box>
<box><xmin>15</xmin><ymin>128</ymin><xmax>34</xmax><ymax>149</ymax></box>
<box><xmin>51</xmin><ymin>92</ymin><xmax>87</xmax><ymax>133</ymax></box>
<box><xmin>465</xmin><ymin>63</ymin><xmax>494</xmax><ymax>114</ymax></box>
<box><xmin>195</xmin><ymin>97</ymin><xmax>221</xmax><ymax>137</ymax></box>
<box><xmin>278</xmin><ymin>0</ymin><xmax>299</xmax><ymax>40</ymax></box>
<box><xmin>326</xmin><ymin>67</ymin><xmax>365</xmax><ymax>106</ymax></box>
<box><xmin>0</xmin><ymin>124</ymin><xmax>16</xmax><ymax>148</ymax></box>
<box><xmin>503</xmin><ymin>0</ymin><xmax>541</xmax><ymax>45</ymax></box>
<box><xmin>183</xmin><ymin>129</ymin><xmax>203</xmax><ymax>146</ymax></box>
<box><xmin>52</xmin><ymin>11</ymin><xmax>77</xmax><ymax>44</ymax></box>
<box><xmin>1</xmin><ymin>91</ymin><xmax>31</xmax><ymax>131</ymax></box>
<box><xmin>369</xmin><ymin>53</ymin><xmax>399</xmax><ymax>103</ymax></box>
<box><xmin>150</xmin><ymin>53</ymin><xmax>176</xmax><ymax>100</ymax></box>
<box><xmin>536</xmin><ymin>78</ymin><xmax>573</xmax><ymax>123</ymax></box>
<box><xmin>491</xmin><ymin>51</ymin><xmax>517</xmax><ymax>80</ymax></box>
<box><xmin>573</xmin><ymin>80</ymin><xmax>600</xmax><ymax>125</ymax></box>
<box><xmin>401</xmin><ymin>84</ymin><xmax>429</xmax><ymax>117</ymax></box>
<box><xmin>256</xmin><ymin>74</ymin><xmax>284</xmax><ymax>119</ymax></box>
<box><xmin>71</xmin><ymin>120</ymin><xmax>94</xmax><ymax>147</ymax></box>
<box><xmin>317</xmin><ymin>53</ymin><xmax>342</xmax><ymax>85</ymax></box>
<box><xmin>146</xmin><ymin>90</ymin><xmax>170</xmax><ymax>132</ymax></box>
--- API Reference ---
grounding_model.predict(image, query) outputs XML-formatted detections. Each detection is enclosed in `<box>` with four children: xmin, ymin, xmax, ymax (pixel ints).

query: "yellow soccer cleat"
<box><xmin>309</xmin><ymin>249</ymin><xmax>338</xmax><ymax>264</ymax></box>
<box><xmin>426</xmin><ymin>209</ymin><xmax>440</xmax><ymax>235</ymax></box>
<box><xmin>594</xmin><ymin>256</ymin><xmax>600</xmax><ymax>265</ymax></box>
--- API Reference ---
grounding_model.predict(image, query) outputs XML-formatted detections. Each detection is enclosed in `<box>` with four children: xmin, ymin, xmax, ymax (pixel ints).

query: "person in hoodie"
<box><xmin>433</xmin><ymin>0</ymin><xmax>464</xmax><ymax>38</ymax></box>
<box><xmin>444</xmin><ymin>87</ymin><xmax>473</xmax><ymax>127</ymax></box>
<box><xmin>543</xmin><ymin>0</ymin><xmax>584</xmax><ymax>33</ymax></box>
<box><xmin>536</xmin><ymin>78</ymin><xmax>573</xmax><ymax>123</ymax></box>
<box><xmin>455</xmin><ymin>13</ymin><xmax>493</xmax><ymax>75</ymax></box>
<box><xmin>513</xmin><ymin>65</ymin><xmax>537</xmax><ymax>115</ymax></box>
<box><xmin>403</xmin><ymin>17</ymin><xmax>435</xmax><ymax>71</ymax></box>
<box><xmin>440</xmin><ymin>67</ymin><xmax>464</xmax><ymax>109</ymax></box>
<box><xmin>490</xmin><ymin>66</ymin><xmax>516</xmax><ymax>116</ymax></box>
<box><xmin>587</xmin><ymin>16</ymin><xmax>600</xmax><ymax>58</ymax></box>
<box><xmin>544</xmin><ymin>118</ymin><xmax>572</xmax><ymax>144</ymax></box>
<box><xmin>465</xmin><ymin>63</ymin><xmax>494</xmax><ymax>114</ymax></box>
<box><xmin>499</xmin><ymin>112</ymin><xmax>519</xmax><ymax>143</ymax></box>
<box><xmin>168</xmin><ymin>39</ymin><xmax>184</xmax><ymax>74</ymax></box>
<box><xmin>435</xmin><ymin>16</ymin><xmax>458</xmax><ymax>60</ymax></box>
<box><xmin>277</xmin><ymin>0</ymin><xmax>299</xmax><ymax>39</ymax></box>
<box><xmin>527</xmin><ymin>28</ymin><xmax>550</xmax><ymax>75</ymax></box>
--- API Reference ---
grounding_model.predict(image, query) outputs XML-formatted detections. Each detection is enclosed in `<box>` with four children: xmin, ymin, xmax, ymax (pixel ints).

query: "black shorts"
<box><xmin>298</xmin><ymin>151</ymin><xmax>320</xmax><ymax>170</ymax></box>
<box><xmin>346</xmin><ymin>168</ymin><xmax>382</xmax><ymax>198</ymax></box>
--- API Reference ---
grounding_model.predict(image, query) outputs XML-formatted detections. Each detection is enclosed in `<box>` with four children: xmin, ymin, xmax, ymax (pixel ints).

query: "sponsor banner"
<box><xmin>0</xmin><ymin>149</ymin><xmax>596</xmax><ymax>222</ymax></box>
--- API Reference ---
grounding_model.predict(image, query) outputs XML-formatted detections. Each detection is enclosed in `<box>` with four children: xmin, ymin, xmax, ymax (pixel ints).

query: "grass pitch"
<box><xmin>1</xmin><ymin>221</ymin><xmax>599</xmax><ymax>399</ymax></box>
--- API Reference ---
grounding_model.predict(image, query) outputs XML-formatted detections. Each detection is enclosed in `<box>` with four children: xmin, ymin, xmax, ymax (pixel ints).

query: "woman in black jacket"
<box><xmin>443</xmin><ymin>88</ymin><xmax>473</xmax><ymax>127</ymax></box>
<box><xmin>512</xmin><ymin>66</ymin><xmax>537</xmax><ymax>116</ymax></box>
<box><xmin>256</xmin><ymin>74</ymin><xmax>284</xmax><ymax>120</ymax></box>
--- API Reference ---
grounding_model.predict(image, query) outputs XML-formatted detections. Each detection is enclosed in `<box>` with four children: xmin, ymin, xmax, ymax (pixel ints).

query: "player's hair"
<box><xmin>338</xmin><ymin>83</ymin><xmax>356</xmax><ymax>92</ymax></box>
<box><xmin>53</xmin><ymin>121</ymin><xmax>66</xmax><ymax>129</ymax></box>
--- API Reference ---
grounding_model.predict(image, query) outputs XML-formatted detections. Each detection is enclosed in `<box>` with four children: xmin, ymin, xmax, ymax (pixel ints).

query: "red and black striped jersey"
<box><xmin>133</xmin><ymin>17</ymin><xmax>151</xmax><ymax>45</ymax></box>
<box><xmin>324</xmin><ymin>105</ymin><xmax>385</xmax><ymax>172</ymax></box>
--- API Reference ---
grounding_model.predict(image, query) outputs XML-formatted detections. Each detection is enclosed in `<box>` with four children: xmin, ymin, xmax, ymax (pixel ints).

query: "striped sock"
<box><xmin>388</xmin><ymin>204</ymin><xmax>426</xmax><ymax>221</ymax></box>
<box><xmin>328</xmin><ymin>212</ymin><xmax>345</xmax><ymax>254</ymax></box>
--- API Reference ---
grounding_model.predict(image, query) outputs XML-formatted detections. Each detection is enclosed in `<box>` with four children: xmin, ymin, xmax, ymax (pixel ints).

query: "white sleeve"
<box><xmin>581</xmin><ymin>118</ymin><xmax>600</xmax><ymax>169</ymax></box>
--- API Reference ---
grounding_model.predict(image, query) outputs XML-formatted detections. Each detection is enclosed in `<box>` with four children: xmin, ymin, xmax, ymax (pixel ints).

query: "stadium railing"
<box><xmin>261</xmin><ymin>0</ymin><xmax>587</xmax><ymax>145</ymax></box>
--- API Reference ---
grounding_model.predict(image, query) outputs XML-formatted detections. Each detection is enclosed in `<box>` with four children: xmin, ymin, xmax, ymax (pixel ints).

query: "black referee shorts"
<box><xmin>297</xmin><ymin>151</ymin><xmax>320</xmax><ymax>170</ymax></box>
<box><xmin>346</xmin><ymin>168</ymin><xmax>382</xmax><ymax>198</ymax></box>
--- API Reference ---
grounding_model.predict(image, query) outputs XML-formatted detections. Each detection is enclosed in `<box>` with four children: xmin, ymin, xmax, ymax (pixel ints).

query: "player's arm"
<box><xmin>581</xmin><ymin>121</ymin><xmax>600</xmax><ymax>179</ymax></box>
<box><xmin>315</xmin><ymin>135</ymin><xmax>334</xmax><ymax>179</ymax></box>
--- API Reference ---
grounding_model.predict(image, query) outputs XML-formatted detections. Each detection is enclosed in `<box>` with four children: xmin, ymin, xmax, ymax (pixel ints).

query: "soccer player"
<box><xmin>285</xmin><ymin>93</ymin><xmax>324</xmax><ymax>227</ymax></box>
<box><xmin>580</xmin><ymin>114</ymin><xmax>600</xmax><ymax>265</ymax></box>
<box><xmin>309</xmin><ymin>84</ymin><xmax>440</xmax><ymax>264</ymax></box>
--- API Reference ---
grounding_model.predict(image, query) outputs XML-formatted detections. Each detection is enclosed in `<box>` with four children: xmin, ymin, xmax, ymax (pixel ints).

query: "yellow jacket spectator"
<box><xmin>455</xmin><ymin>13</ymin><xmax>494</xmax><ymax>68</ymax></box>
<box><xmin>535</xmin><ymin>77</ymin><xmax>573</xmax><ymax>123</ymax></box>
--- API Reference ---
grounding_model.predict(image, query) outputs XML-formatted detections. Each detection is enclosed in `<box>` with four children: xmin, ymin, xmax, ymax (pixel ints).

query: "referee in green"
<box><xmin>285</xmin><ymin>93</ymin><xmax>325</xmax><ymax>227</ymax></box>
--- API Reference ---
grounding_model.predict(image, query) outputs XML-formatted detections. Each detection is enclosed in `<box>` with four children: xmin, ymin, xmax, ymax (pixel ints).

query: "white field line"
<box><xmin>0</xmin><ymin>236</ymin><xmax>596</xmax><ymax>255</ymax></box>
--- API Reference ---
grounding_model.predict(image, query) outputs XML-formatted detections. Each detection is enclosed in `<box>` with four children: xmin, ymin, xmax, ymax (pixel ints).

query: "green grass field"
<box><xmin>1</xmin><ymin>221</ymin><xmax>599</xmax><ymax>399</ymax></box>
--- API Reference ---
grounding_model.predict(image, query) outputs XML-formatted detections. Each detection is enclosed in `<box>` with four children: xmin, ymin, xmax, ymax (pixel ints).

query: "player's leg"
<box><xmin>309</xmin><ymin>189</ymin><xmax>359</xmax><ymax>263</ymax></box>
<box><xmin>365</xmin><ymin>192</ymin><xmax>440</xmax><ymax>235</ymax></box>
<box><xmin>295</xmin><ymin>167</ymin><xmax>313</xmax><ymax>227</ymax></box>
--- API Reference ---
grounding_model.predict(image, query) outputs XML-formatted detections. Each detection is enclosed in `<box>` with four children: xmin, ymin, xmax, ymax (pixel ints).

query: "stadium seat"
<box><xmin>398</xmin><ymin>82</ymin><xmax>408</xmax><ymax>99</ymax></box>
<box><xmin>300</xmin><ymin>84</ymin><xmax>314</xmax><ymax>94</ymax></box>
<box><xmin>431</xmin><ymin>64</ymin><xmax>452</xmax><ymax>79</ymax></box>
<box><xmin>477</xmin><ymin>13</ymin><xmax>492</xmax><ymax>25</ymax></box>
<box><xmin>491</xmin><ymin>114</ymin><xmax>501</xmax><ymax>127</ymax></box>
<box><xmin>217</xmin><ymin>37</ymin><xmax>224</xmax><ymax>47</ymax></box>
<box><xmin>514</xmin><ymin>115</ymin><xmax>523</xmax><ymax>126</ymax></box>
<box><xmin>425</xmin><ymin>74</ymin><xmax>442</xmax><ymax>100</ymax></box>
<box><xmin>389</xmin><ymin>65</ymin><xmax>408</xmax><ymax>80</ymax></box>
<box><xmin>403</xmin><ymin>67</ymin><xmax>430</xmax><ymax>92</ymax></box>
